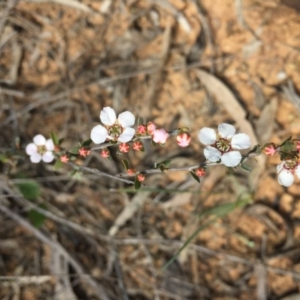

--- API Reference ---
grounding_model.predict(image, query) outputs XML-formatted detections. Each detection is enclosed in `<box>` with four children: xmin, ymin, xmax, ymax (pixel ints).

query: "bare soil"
<box><xmin>1</xmin><ymin>0</ymin><xmax>300</xmax><ymax>299</ymax></box>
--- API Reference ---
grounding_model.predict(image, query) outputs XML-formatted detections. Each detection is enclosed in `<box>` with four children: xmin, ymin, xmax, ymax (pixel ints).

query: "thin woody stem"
<box><xmin>66</xmin><ymin>151</ymin><xmax>260</xmax><ymax>183</ymax></box>
<box><xmin>116</xmin><ymin>152</ymin><xmax>260</xmax><ymax>178</ymax></box>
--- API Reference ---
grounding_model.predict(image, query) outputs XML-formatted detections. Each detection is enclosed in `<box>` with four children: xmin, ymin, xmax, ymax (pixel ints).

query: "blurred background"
<box><xmin>1</xmin><ymin>0</ymin><xmax>300</xmax><ymax>299</ymax></box>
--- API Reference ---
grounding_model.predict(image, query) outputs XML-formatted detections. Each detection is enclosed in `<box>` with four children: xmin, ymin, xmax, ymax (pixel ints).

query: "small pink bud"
<box><xmin>195</xmin><ymin>168</ymin><xmax>205</xmax><ymax>177</ymax></box>
<box><xmin>137</xmin><ymin>125</ymin><xmax>147</xmax><ymax>135</ymax></box>
<box><xmin>127</xmin><ymin>169</ymin><xmax>135</xmax><ymax>175</ymax></box>
<box><xmin>137</xmin><ymin>174</ymin><xmax>145</xmax><ymax>182</ymax></box>
<box><xmin>79</xmin><ymin>147</ymin><xmax>90</xmax><ymax>158</ymax></box>
<box><xmin>152</xmin><ymin>128</ymin><xmax>169</xmax><ymax>144</ymax></box>
<box><xmin>119</xmin><ymin>143</ymin><xmax>130</xmax><ymax>153</ymax></box>
<box><xmin>60</xmin><ymin>155</ymin><xmax>69</xmax><ymax>163</ymax></box>
<box><xmin>100</xmin><ymin>149</ymin><xmax>110</xmax><ymax>158</ymax></box>
<box><xmin>147</xmin><ymin>122</ymin><xmax>156</xmax><ymax>135</ymax></box>
<box><xmin>176</xmin><ymin>133</ymin><xmax>191</xmax><ymax>147</ymax></box>
<box><xmin>263</xmin><ymin>144</ymin><xmax>277</xmax><ymax>156</ymax></box>
<box><xmin>133</xmin><ymin>141</ymin><xmax>143</xmax><ymax>151</ymax></box>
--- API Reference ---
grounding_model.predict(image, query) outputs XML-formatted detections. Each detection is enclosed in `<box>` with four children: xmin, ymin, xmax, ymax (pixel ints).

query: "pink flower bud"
<box><xmin>79</xmin><ymin>147</ymin><xmax>91</xmax><ymax>158</ymax></box>
<box><xmin>176</xmin><ymin>133</ymin><xmax>191</xmax><ymax>147</ymax></box>
<box><xmin>137</xmin><ymin>174</ymin><xmax>145</xmax><ymax>182</ymax></box>
<box><xmin>147</xmin><ymin>122</ymin><xmax>156</xmax><ymax>135</ymax></box>
<box><xmin>263</xmin><ymin>144</ymin><xmax>277</xmax><ymax>156</ymax></box>
<box><xmin>152</xmin><ymin>129</ymin><xmax>169</xmax><ymax>144</ymax></box>
<box><xmin>119</xmin><ymin>143</ymin><xmax>130</xmax><ymax>153</ymax></box>
<box><xmin>100</xmin><ymin>149</ymin><xmax>110</xmax><ymax>158</ymax></box>
<box><xmin>127</xmin><ymin>169</ymin><xmax>135</xmax><ymax>175</ymax></box>
<box><xmin>133</xmin><ymin>141</ymin><xmax>143</xmax><ymax>151</ymax></box>
<box><xmin>60</xmin><ymin>155</ymin><xmax>69</xmax><ymax>163</ymax></box>
<box><xmin>137</xmin><ymin>125</ymin><xmax>147</xmax><ymax>135</ymax></box>
<box><xmin>195</xmin><ymin>168</ymin><xmax>205</xmax><ymax>177</ymax></box>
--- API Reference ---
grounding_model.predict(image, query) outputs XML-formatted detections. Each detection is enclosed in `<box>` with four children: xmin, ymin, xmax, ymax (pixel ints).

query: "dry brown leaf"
<box><xmin>255</xmin><ymin>97</ymin><xmax>278</xmax><ymax>144</ymax></box>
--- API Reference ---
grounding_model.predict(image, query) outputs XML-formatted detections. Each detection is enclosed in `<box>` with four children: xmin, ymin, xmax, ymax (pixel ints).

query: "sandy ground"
<box><xmin>1</xmin><ymin>0</ymin><xmax>300</xmax><ymax>299</ymax></box>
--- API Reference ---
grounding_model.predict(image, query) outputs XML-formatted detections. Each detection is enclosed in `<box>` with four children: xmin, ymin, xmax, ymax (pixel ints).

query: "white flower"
<box><xmin>26</xmin><ymin>134</ymin><xmax>54</xmax><ymax>163</ymax></box>
<box><xmin>91</xmin><ymin>107</ymin><xmax>135</xmax><ymax>144</ymax></box>
<box><xmin>198</xmin><ymin>123</ymin><xmax>251</xmax><ymax>167</ymax></box>
<box><xmin>277</xmin><ymin>160</ymin><xmax>300</xmax><ymax>187</ymax></box>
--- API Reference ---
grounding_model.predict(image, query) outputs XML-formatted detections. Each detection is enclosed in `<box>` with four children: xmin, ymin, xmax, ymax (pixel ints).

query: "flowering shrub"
<box><xmin>25</xmin><ymin>106</ymin><xmax>300</xmax><ymax>188</ymax></box>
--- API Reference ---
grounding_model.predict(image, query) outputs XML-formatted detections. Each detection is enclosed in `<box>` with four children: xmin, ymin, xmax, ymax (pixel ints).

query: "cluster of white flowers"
<box><xmin>26</xmin><ymin>106</ymin><xmax>299</xmax><ymax>188</ymax></box>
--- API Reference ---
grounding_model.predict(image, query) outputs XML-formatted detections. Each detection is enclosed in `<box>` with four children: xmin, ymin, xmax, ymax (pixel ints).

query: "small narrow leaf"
<box><xmin>69</xmin><ymin>147</ymin><xmax>80</xmax><ymax>154</ymax></box>
<box><xmin>279</xmin><ymin>136</ymin><xmax>292</xmax><ymax>147</ymax></box>
<box><xmin>27</xmin><ymin>204</ymin><xmax>47</xmax><ymax>228</ymax></box>
<box><xmin>137</xmin><ymin>118</ymin><xmax>144</xmax><ymax>126</ymax></box>
<box><xmin>51</xmin><ymin>131</ymin><xmax>59</xmax><ymax>145</ymax></box>
<box><xmin>134</xmin><ymin>176</ymin><xmax>141</xmax><ymax>190</ymax></box>
<box><xmin>54</xmin><ymin>160</ymin><xmax>64</xmax><ymax>170</ymax></box>
<box><xmin>122</xmin><ymin>159</ymin><xmax>129</xmax><ymax>170</ymax></box>
<box><xmin>190</xmin><ymin>171</ymin><xmax>200</xmax><ymax>183</ymax></box>
<box><xmin>82</xmin><ymin>139</ymin><xmax>92</xmax><ymax>146</ymax></box>
<box><xmin>159</xmin><ymin>165</ymin><xmax>165</xmax><ymax>172</ymax></box>
<box><xmin>17</xmin><ymin>181</ymin><xmax>40</xmax><ymax>200</ymax></box>
<box><xmin>154</xmin><ymin>159</ymin><xmax>171</xmax><ymax>169</ymax></box>
<box><xmin>240</xmin><ymin>163</ymin><xmax>252</xmax><ymax>172</ymax></box>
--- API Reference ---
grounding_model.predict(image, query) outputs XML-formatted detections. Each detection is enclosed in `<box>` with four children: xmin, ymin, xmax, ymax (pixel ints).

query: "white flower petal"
<box><xmin>295</xmin><ymin>165</ymin><xmax>300</xmax><ymax>179</ymax></box>
<box><xmin>278</xmin><ymin>169</ymin><xmax>294</xmax><ymax>187</ymax></box>
<box><xmin>42</xmin><ymin>151</ymin><xmax>54</xmax><ymax>163</ymax></box>
<box><xmin>118</xmin><ymin>127</ymin><xmax>135</xmax><ymax>143</ymax></box>
<box><xmin>26</xmin><ymin>143</ymin><xmax>37</xmax><ymax>155</ymax></box>
<box><xmin>100</xmin><ymin>107</ymin><xmax>116</xmax><ymax>126</ymax></box>
<box><xmin>218</xmin><ymin>123</ymin><xmax>236</xmax><ymax>138</ymax></box>
<box><xmin>33</xmin><ymin>134</ymin><xmax>46</xmax><ymax>146</ymax></box>
<box><xmin>277</xmin><ymin>162</ymin><xmax>284</xmax><ymax>173</ymax></box>
<box><xmin>231</xmin><ymin>133</ymin><xmax>251</xmax><ymax>149</ymax></box>
<box><xmin>198</xmin><ymin>128</ymin><xmax>217</xmax><ymax>145</ymax></box>
<box><xmin>118</xmin><ymin>111</ymin><xmax>135</xmax><ymax>128</ymax></box>
<box><xmin>203</xmin><ymin>146</ymin><xmax>221</xmax><ymax>162</ymax></box>
<box><xmin>30</xmin><ymin>153</ymin><xmax>42</xmax><ymax>163</ymax></box>
<box><xmin>91</xmin><ymin>125</ymin><xmax>109</xmax><ymax>144</ymax></box>
<box><xmin>46</xmin><ymin>139</ymin><xmax>54</xmax><ymax>151</ymax></box>
<box><xmin>221</xmin><ymin>151</ymin><xmax>242</xmax><ymax>167</ymax></box>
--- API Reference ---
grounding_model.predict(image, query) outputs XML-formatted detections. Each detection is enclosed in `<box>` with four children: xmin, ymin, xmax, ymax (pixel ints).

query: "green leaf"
<box><xmin>69</xmin><ymin>169</ymin><xmax>82</xmax><ymax>179</ymax></box>
<box><xmin>122</xmin><ymin>159</ymin><xmax>129</xmax><ymax>170</ymax></box>
<box><xmin>137</xmin><ymin>118</ymin><xmax>144</xmax><ymax>126</ymax></box>
<box><xmin>280</xmin><ymin>140</ymin><xmax>296</xmax><ymax>153</ymax></box>
<box><xmin>0</xmin><ymin>153</ymin><xmax>9</xmax><ymax>163</ymax></box>
<box><xmin>134</xmin><ymin>176</ymin><xmax>141</xmax><ymax>190</ymax></box>
<box><xmin>178</xmin><ymin>127</ymin><xmax>189</xmax><ymax>133</ymax></box>
<box><xmin>279</xmin><ymin>136</ymin><xmax>292</xmax><ymax>147</ymax></box>
<box><xmin>154</xmin><ymin>159</ymin><xmax>171</xmax><ymax>169</ymax></box>
<box><xmin>198</xmin><ymin>198</ymin><xmax>250</xmax><ymax>220</ymax></box>
<box><xmin>27</xmin><ymin>204</ymin><xmax>47</xmax><ymax>228</ymax></box>
<box><xmin>69</xmin><ymin>147</ymin><xmax>80</xmax><ymax>154</ymax></box>
<box><xmin>159</xmin><ymin>165</ymin><xmax>165</xmax><ymax>172</ymax></box>
<box><xmin>190</xmin><ymin>171</ymin><xmax>200</xmax><ymax>183</ymax></box>
<box><xmin>51</xmin><ymin>131</ymin><xmax>59</xmax><ymax>145</ymax></box>
<box><xmin>54</xmin><ymin>160</ymin><xmax>64</xmax><ymax>170</ymax></box>
<box><xmin>82</xmin><ymin>139</ymin><xmax>92</xmax><ymax>146</ymax></box>
<box><xmin>240</xmin><ymin>163</ymin><xmax>251</xmax><ymax>172</ymax></box>
<box><xmin>248</xmin><ymin>144</ymin><xmax>262</xmax><ymax>155</ymax></box>
<box><xmin>17</xmin><ymin>181</ymin><xmax>40</xmax><ymax>200</ymax></box>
